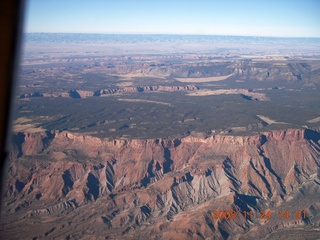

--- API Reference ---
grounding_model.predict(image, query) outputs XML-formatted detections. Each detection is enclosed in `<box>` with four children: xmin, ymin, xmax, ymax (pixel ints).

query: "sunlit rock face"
<box><xmin>1</xmin><ymin>128</ymin><xmax>320</xmax><ymax>239</ymax></box>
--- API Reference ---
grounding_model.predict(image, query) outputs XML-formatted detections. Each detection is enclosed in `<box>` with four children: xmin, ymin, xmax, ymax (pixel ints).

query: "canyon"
<box><xmin>1</xmin><ymin>128</ymin><xmax>320</xmax><ymax>239</ymax></box>
<box><xmin>1</xmin><ymin>33</ymin><xmax>320</xmax><ymax>239</ymax></box>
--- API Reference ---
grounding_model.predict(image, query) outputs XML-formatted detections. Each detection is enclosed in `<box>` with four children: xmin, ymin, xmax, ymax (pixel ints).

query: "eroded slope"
<box><xmin>1</xmin><ymin>129</ymin><xmax>320</xmax><ymax>239</ymax></box>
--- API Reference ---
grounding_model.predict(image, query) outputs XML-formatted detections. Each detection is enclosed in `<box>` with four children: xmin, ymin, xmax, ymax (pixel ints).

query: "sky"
<box><xmin>25</xmin><ymin>0</ymin><xmax>320</xmax><ymax>37</ymax></box>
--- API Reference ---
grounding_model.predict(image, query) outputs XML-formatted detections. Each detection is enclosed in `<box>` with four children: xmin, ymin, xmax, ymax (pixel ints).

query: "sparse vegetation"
<box><xmin>2</xmin><ymin>33</ymin><xmax>320</xmax><ymax>239</ymax></box>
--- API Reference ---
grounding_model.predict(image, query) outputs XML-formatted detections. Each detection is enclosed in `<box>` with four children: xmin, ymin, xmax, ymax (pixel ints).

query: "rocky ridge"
<box><xmin>1</xmin><ymin>128</ymin><xmax>320</xmax><ymax>239</ymax></box>
<box><xmin>19</xmin><ymin>85</ymin><xmax>199</xmax><ymax>99</ymax></box>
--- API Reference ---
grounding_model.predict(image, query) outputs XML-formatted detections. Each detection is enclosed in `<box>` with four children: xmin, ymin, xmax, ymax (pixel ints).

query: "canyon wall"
<box><xmin>1</xmin><ymin>129</ymin><xmax>320</xmax><ymax>239</ymax></box>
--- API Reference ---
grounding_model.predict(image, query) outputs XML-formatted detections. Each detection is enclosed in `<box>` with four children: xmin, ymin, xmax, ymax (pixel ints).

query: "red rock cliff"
<box><xmin>2</xmin><ymin>128</ymin><xmax>320</xmax><ymax>239</ymax></box>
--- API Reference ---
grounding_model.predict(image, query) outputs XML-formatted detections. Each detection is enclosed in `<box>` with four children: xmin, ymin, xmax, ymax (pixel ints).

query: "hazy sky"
<box><xmin>25</xmin><ymin>0</ymin><xmax>320</xmax><ymax>37</ymax></box>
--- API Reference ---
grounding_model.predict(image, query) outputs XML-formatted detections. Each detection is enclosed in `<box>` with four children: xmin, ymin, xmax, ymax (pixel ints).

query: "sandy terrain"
<box><xmin>13</xmin><ymin>117</ymin><xmax>49</xmax><ymax>133</ymax></box>
<box><xmin>13</xmin><ymin>123</ymin><xmax>46</xmax><ymax>133</ymax></box>
<box><xmin>116</xmin><ymin>72</ymin><xmax>169</xmax><ymax>79</ymax></box>
<box><xmin>307</xmin><ymin>116</ymin><xmax>320</xmax><ymax>123</ymax></box>
<box><xmin>187</xmin><ymin>88</ymin><xmax>269</xmax><ymax>101</ymax></box>
<box><xmin>256</xmin><ymin>115</ymin><xmax>287</xmax><ymax>125</ymax></box>
<box><xmin>117</xmin><ymin>98</ymin><xmax>172</xmax><ymax>106</ymax></box>
<box><xmin>175</xmin><ymin>74</ymin><xmax>233</xmax><ymax>83</ymax></box>
<box><xmin>116</xmin><ymin>81</ymin><xmax>134</xmax><ymax>87</ymax></box>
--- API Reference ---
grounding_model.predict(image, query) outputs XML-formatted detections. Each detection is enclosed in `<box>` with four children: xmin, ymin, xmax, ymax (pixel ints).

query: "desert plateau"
<box><xmin>1</xmin><ymin>33</ymin><xmax>320</xmax><ymax>239</ymax></box>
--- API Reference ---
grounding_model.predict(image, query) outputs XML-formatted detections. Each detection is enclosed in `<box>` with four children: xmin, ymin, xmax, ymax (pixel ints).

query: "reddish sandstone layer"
<box><xmin>1</xmin><ymin>128</ymin><xmax>320</xmax><ymax>239</ymax></box>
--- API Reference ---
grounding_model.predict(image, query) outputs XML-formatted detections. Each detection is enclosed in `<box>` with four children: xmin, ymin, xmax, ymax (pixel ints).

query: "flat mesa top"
<box><xmin>15</xmin><ymin>33</ymin><xmax>320</xmax><ymax>139</ymax></box>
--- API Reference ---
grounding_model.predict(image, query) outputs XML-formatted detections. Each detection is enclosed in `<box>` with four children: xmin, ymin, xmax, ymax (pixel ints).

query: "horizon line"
<box><xmin>23</xmin><ymin>32</ymin><xmax>320</xmax><ymax>39</ymax></box>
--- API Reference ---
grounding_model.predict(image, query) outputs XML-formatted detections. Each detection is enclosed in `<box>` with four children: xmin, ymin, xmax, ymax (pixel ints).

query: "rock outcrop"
<box><xmin>1</xmin><ymin>129</ymin><xmax>320</xmax><ymax>239</ymax></box>
<box><xmin>22</xmin><ymin>85</ymin><xmax>200</xmax><ymax>99</ymax></box>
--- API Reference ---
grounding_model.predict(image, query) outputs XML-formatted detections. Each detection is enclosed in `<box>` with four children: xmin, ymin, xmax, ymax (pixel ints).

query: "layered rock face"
<box><xmin>1</xmin><ymin>129</ymin><xmax>320</xmax><ymax>239</ymax></box>
<box><xmin>20</xmin><ymin>85</ymin><xmax>200</xmax><ymax>99</ymax></box>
